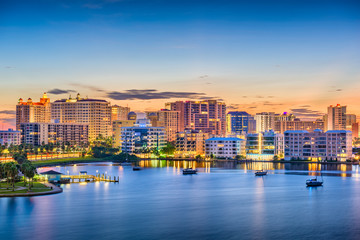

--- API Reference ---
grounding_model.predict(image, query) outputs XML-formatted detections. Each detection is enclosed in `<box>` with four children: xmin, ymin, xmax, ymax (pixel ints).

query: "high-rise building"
<box><xmin>51</xmin><ymin>93</ymin><xmax>111</xmax><ymax>140</ymax></box>
<box><xmin>111</xmin><ymin>105</ymin><xmax>130</xmax><ymax>122</ymax></box>
<box><xmin>226</xmin><ymin>111</ymin><xmax>256</xmax><ymax>135</ymax></box>
<box><xmin>146</xmin><ymin>110</ymin><xmax>180</xmax><ymax>142</ymax></box>
<box><xmin>120</xmin><ymin>119</ymin><xmax>166</xmax><ymax>154</ymax></box>
<box><xmin>175</xmin><ymin>130</ymin><xmax>209</xmax><ymax>158</ymax></box>
<box><xmin>284</xmin><ymin>130</ymin><xmax>352</xmax><ymax>161</ymax></box>
<box><xmin>327</xmin><ymin>104</ymin><xmax>346</xmax><ymax>130</ymax></box>
<box><xmin>255</xmin><ymin>112</ymin><xmax>275</xmax><ymax>133</ymax></box>
<box><xmin>274</xmin><ymin>119</ymin><xmax>325</xmax><ymax>134</ymax></box>
<box><xmin>166</xmin><ymin>100</ymin><xmax>226</xmax><ymax>135</ymax></box>
<box><xmin>20</xmin><ymin>122</ymin><xmax>88</xmax><ymax>146</ymax></box>
<box><xmin>16</xmin><ymin>93</ymin><xmax>51</xmax><ymax>130</ymax></box>
<box><xmin>0</xmin><ymin>129</ymin><xmax>21</xmax><ymax>146</ymax></box>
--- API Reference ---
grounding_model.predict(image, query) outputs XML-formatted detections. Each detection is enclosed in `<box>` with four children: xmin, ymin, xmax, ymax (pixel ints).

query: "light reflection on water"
<box><xmin>1</xmin><ymin>160</ymin><xmax>360</xmax><ymax>240</ymax></box>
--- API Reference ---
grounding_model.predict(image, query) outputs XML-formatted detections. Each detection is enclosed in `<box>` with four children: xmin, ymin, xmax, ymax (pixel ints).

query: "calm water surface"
<box><xmin>1</xmin><ymin>160</ymin><xmax>360</xmax><ymax>240</ymax></box>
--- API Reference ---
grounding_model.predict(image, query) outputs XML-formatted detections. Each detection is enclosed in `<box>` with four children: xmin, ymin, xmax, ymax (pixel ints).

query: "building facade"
<box><xmin>16</xmin><ymin>93</ymin><xmax>51</xmax><ymax>130</ymax></box>
<box><xmin>226</xmin><ymin>111</ymin><xmax>256</xmax><ymax>135</ymax></box>
<box><xmin>166</xmin><ymin>100</ymin><xmax>226</xmax><ymax>135</ymax></box>
<box><xmin>327</xmin><ymin>104</ymin><xmax>346</xmax><ymax>130</ymax></box>
<box><xmin>284</xmin><ymin>130</ymin><xmax>352</xmax><ymax>161</ymax></box>
<box><xmin>255</xmin><ymin>112</ymin><xmax>275</xmax><ymax>133</ymax></box>
<box><xmin>111</xmin><ymin>105</ymin><xmax>130</xmax><ymax>122</ymax></box>
<box><xmin>51</xmin><ymin>93</ymin><xmax>111</xmax><ymax>140</ymax></box>
<box><xmin>205</xmin><ymin>137</ymin><xmax>245</xmax><ymax>159</ymax></box>
<box><xmin>120</xmin><ymin>119</ymin><xmax>166</xmax><ymax>154</ymax></box>
<box><xmin>112</xmin><ymin>120</ymin><xmax>136</xmax><ymax>148</ymax></box>
<box><xmin>175</xmin><ymin>130</ymin><xmax>209</xmax><ymax>158</ymax></box>
<box><xmin>0</xmin><ymin>129</ymin><xmax>21</xmax><ymax>146</ymax></box>
<box><xmin>274</xmin><ymin>119</ymin><xmax>325</xmax><ymax>134</ymax></box>
<box><xmin>246</xmin><ymin>130</ymin><xmax>283</xmax><ymax>160</ymax></box>
<box><xmin>20</xmin><ymin>123</ymin><xmax>89</xmax><ymax>146</ymax></box>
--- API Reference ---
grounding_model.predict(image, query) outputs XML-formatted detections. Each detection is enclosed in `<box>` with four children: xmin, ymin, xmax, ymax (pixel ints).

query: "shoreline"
<box><xmin>0</xmin><ymin>183</ymin><xmax>62</xmax><ymax>198</ymax></box>
<box><xmin>32</xmin><ymin>157</ymin><xmax>360</xmax><ymax>168</ymax></box>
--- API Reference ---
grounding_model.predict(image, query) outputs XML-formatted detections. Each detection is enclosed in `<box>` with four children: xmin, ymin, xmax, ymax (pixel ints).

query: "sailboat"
<box><xmin>306</xmin><ymin>168</ymin><xmax>323</xmax><ymax>186</ymax></box>
<box><xmin>255</xmin><ymin>163</ymin><xmax>267</xmax><ymax>176</ymax></box>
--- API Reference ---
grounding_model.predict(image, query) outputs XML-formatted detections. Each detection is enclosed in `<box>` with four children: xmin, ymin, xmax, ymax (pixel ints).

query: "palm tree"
<box><xmin>21</xmin><ymin>161</ymin><xmax>37</xmax><ymax>191</ymax></box>
<box><xmin>4</xmin><ymin>162</ymin><xmax>18</xmax><ymax>191</ymax></box>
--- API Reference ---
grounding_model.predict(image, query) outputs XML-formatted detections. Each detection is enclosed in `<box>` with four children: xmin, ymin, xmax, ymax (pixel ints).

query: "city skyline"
<box><xmin>1</xmin><ymin>0</ymin><xmax>360</xmax><ymax>128</ymax></box>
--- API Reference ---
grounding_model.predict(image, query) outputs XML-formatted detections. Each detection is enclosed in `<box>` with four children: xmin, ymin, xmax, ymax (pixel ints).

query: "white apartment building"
<box><xmin>255</xmin><ymin>112</ymin><xmax>275</xmax><ymax>133</ymax></box>
<box><xmin>284</xmin><ymin>129</ymin><xmax>352</xmax><ymax>161</ymax></box>
<box><xmin>205</xmin><ymin>137</ymin><xmax>245</xmax><ymax>159</ymax></box>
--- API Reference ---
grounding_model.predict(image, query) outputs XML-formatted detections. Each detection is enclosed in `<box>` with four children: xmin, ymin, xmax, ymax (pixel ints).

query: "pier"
<box><xmin>61</xmin><ymin>171</ymin><xmax>119</xmax><ymax>183</ymax></box>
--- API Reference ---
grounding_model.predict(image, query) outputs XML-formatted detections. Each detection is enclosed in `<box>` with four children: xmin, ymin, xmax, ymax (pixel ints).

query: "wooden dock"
<box><xmin>61</xmin><ymin>173</ymin><xmax>119</xmax><ymax>183</ymax></box>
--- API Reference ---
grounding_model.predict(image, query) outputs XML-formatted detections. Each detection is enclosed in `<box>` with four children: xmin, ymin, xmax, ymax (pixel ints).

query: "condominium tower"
<box><xmin>16</xmin><ymin>93</ymin><xmax>51</xmax><ymax>130</ymax></box>
<box><xmin>51</xmin><ymin>93</ymin><xmax>111</xmax><ymax>140</ymax></box>
<box><xmin>327</xmin><ymin>104</ymin><xmax>346</xmax><ymax>130</ymax></box>
<box><xmin>166</xmin><ymin>100</ymin><xmax>226</xmax><ymax>135</ymax></box>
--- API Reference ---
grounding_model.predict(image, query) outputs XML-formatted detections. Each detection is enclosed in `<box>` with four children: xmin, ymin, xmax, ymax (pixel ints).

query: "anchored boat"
<box><xmin>306</xmin><ymin>177</ymin><xmax>323</xmax><ymax>187</ymax></box>
<box><xmin>183</xmin><ymin>168</ymin><xmax>197</xmax><ymax>175</ymax></box>
<box><xmin>255</xmin><ymin>170</ymin><xmax>267</xmax><ymax>176</ymax></box>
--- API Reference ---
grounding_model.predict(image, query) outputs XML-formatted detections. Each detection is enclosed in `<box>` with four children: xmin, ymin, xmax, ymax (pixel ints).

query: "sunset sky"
<box><xmin>1</xmin><ymin>0</ymin><xmax>360</xmax><ymax>129</ymax></box>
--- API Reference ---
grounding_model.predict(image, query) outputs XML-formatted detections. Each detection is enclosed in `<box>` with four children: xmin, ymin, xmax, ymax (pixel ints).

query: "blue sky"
<box><xmin>0</xmin><ymin>0</ymin><xmax>360</xmax><ymax>128</ymax></box>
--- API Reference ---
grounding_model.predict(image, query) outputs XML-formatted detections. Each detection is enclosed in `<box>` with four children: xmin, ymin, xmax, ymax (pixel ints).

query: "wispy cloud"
<box><xmin>290</xmin><ymin>108</ymin><xmax>324</xmax><ymax>118</ymax></box>
<box><xmin>48</xmin><ymin>89</ymin><xmax>76</xmax><ymax>95</ymax></box>
<box><xmin>69</xmin><ymin>83</ymin><xmax>105</xmax><ymax>92</ymax></box>
<box><xmin>0</xmin><ymin>110</ymin><xmax>15</xmax><ymax>115</ymax></box>
<box><xmin>107</xmin><ymin>89</ymin><xmax>206</xmax><ymax>100</ymax></box>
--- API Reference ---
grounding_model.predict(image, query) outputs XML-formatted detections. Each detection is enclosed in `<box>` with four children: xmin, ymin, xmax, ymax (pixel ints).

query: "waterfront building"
<box><xmin>16</xmin><ymin>93</ymin><xmax>51</xmax><ymax>130</ymax></box>
<box><xmin>352</xmin><ymin>123</ymin><xmax>359</xmax><ymax>139</ymax></box>
<box><xmin>120</xmin><ymin>119</ymin><xmax>166</xmax><ymax>154</ymax></box>
<box><xmin>284</xmin><ymin>129</ymin><xmax>352</xmax><ymax>161</ymax></box>
<box><xmin>274</xmin><ymin>119</ymin><xmax>325</xmax><ymax>134</ymax></box>
<box><xmin>0</xmin><ymin>129</ymin><xmax>21</xmax><ymax>146</ymax></box>
<box><xmin>166</xmin><ymin>100</ymin><xmax>226</xmax><ymax>135</ymax></box>
<box><xmin>255</xmin><ymin>112</ymin><xmax>275</xmax><ymax>133</ymax></box>
<box><xmin>175</xmin><ymin>130</ymin><xmax>209</xmax><ymax>158</ymax></box>
<box><xmin>327</xmin><ymin>104</ymin><xmax>346</xmax><ymax>130</ymax></box>
<box><xmin>20</xmin><ymin>122</ymin><xmax>88</xmax><ymax>146</ymax></box>
<box><xmin>51</xmin><ymin>93</ymin><xmax>111</xmax><ymax>140</ymax></box>
<box><xmin>246</xmin><ymin>130</ymin><xmax>283</xmax><ymax>160</ymax></box>
<box><xmin>205</xmin><ymin>137</ymin><xmax>245</xmax><ymax>159</ymax></box>
<box><xmin>112</xmin><ymin>120</ymin><xmax>136</xmax><ymax>148</ymax></box>
<box><xmin>111</xmin><ymin>105</ymin><xmax>130</xmax><ymax>122</ymax></box>
<box><xmin>226</xmin><ymin>111</ymin><xmax>256</xmax><ymax>135</ymax></box>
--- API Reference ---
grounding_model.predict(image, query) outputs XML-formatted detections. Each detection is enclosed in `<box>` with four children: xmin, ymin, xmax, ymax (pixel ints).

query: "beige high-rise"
<box><xmin>51</xmin><ymin>93</ymin><xmax>111</xmax><ymax>140</ymax></box>
<box><xmin>16</xmin><ymin>93</ymin><xmax>51</xmax><ymax>130</ymax></box>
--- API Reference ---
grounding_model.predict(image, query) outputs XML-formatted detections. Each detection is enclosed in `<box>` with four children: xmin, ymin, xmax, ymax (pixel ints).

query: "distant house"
<box><xmin>40</xmin><ymin>170</ymin><xmax>63</xmax><ymax>182</ymax></box>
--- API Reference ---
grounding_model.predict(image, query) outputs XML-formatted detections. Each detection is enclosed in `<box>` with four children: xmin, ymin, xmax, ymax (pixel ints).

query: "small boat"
<box><xmin>133</xmin><ymin>166</ymin><xmax>142</xmax><ymax>171</ymax></box>
<box><xmin>306</xmin><ymin>178</ymin><xmax>323</xmax><ymax>187</ymax></box>
<box><xmin>255</xmin><ymin>170</ymin><xmax>267</xmax><ymax>176</ymax></box>
<box><xmin>183</xmin><ymin>168</ymin><xmax>197</xmax><ymax>175</ymax></box>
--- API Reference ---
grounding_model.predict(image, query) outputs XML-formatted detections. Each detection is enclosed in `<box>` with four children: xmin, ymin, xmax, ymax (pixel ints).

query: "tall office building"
<box><xmin>111</xmin><ymin>105</ymin><xmax>130</xmax><ymax>122</ymax></box>
<box><xmin>16</xmin><ymin>93</ymin><xmax>51</xmax><ymax>130</ymax></box>
<box><xmin>226</xmin><ymin>111</ymin><xmax>256</xmax><ymax>135</ymax></box>
<box><xmin>146</xmin><ymin>110</ymin><xmax>180</xmax><ymax>142</ymax></box>
<box><xmin>255</xmin><ymin>112</ymin><xmax>275</xmax><ymax>133</ymax></box>
<box><xmin>51</xmin><ymin>93</ymin><xmax>111</xmax><ymax>140</ymax></box>
<box><xmin>166</xmin><ymin>100</ymin><xmax>226</xmax><ymax>135</ymax></box>
<box><xmin>327</xmin><ymin>104</ymin><xmax>346</xmax><ymax>130</ymax></box>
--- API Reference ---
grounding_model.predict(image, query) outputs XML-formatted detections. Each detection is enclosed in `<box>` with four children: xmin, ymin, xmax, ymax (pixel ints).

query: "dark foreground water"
<box><xmin>2</xmin><ymin>160</ymin><xmax>360</xmax><ymax>240</ymax></box>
